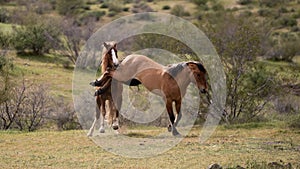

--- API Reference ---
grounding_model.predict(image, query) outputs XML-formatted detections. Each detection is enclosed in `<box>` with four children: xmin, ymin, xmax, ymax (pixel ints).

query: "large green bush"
<box><xmin>203</xmin><ymin>14</ymin><xmax>278</xmax><ymax>123</ymax></box>
<box><xmin>11</xmin><ymin>23</ymin><xmax>60</xmax><ymax>55</ymax></box>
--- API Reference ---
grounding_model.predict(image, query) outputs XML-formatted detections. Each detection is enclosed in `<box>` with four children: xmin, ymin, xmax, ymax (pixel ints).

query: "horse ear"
<box><xmin>103</xmin><ymin>42</ymin><xmax>109</xmax><ymax>50</ymax></box>
<box><xmin>186</xmin><ymin>62</ymin><xmax>196</xmax><ymax>69</ymax></box>
<box><xmin>113</xmin><ymin>43</ymin><xmax>117</xmax><ymax>49</ymax></box>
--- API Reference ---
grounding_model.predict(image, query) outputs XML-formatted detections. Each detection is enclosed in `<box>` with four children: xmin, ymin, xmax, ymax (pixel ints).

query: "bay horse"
<box><xmin>92</xmin><ymin>54</ymin><xmax>208</xmax><ymax>136</ymax></box>
<box><xmin>87</xmin><ymin>42</ymin><xmax>123</xmax><ymax>137</ymax></box>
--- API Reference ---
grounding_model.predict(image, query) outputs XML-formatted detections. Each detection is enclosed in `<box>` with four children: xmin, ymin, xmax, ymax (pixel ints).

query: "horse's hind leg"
<box><xmin>99</xmin><ymin>99</ymin><xmax>106</xmax><ymax>133</ymax></box>
<box><xmin>87</xmin><ymin>97</ymin><xmax>101</xmax><ymax>137</ymax></box>
<box><xmin>166</xmin><ymin>99</ymin><xmax>180</xmax><ymax>136</ymax></box>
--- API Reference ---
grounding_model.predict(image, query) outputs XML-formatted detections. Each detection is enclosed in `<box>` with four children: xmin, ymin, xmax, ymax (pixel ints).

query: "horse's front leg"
<box><xmin>166</xmin><ymin>99</ymin><xmax>180</xmax><ymax>136</ymax></box>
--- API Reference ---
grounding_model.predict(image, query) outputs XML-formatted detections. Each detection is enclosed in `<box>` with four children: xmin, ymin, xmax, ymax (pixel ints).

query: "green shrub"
<box><xmin>0</xmin><ymin>31</ymin><xmax>11</xmax><ymax>49</ymax></box>
<box><xmin>289</xmin><ymin>114</ymin><xmax>300</xmax><ymax>129</ymax></box>
<box><xmin>259</xmin><ymin>0</ymin><xmax>281</xmax><ymax>7</ymax></box>
<box><xmin>258</xmin><ymin>8</ymin><xmax>273</xmax><ymax>17</ymax></box>
<box><xmin>191</xmin><ymin>0</ymin><xmax>208</xmax><ymax>6</ymax></box>
<box><xmin>291</xmin><ymin>26</ymin><xmax>299</xmax><ymax>32</ymax></box>
<box><xmin>100</xmin><ymin>3</ymin><xmax>108</xmax><ymax>8</ymax></box>
<box><xmin>123</xmin><ymin>7</ymin><xmax>129</xmax><ymax>12</ymax></box>
<box><xmin>11</xmin><ymin>23</ymin><xmax>60</xmax><ymax>55</ymax></box>
<box><xmin>162</xmin><ymin>5</ymin><xmax>170</xmax><ymax>10</ymax></box>
<box><xmin>237</xmin><ymin>0</ymin><xmax>252</xmax><ymax>5</ymax></box>
<box><xmin>108</xmin><ymin>11</ymin><xmax>117</xmax><ymax>17</ymax></box>
<box><xmin>56</xmin><ymin>0</ymin><xmax>84</xmax><ymax>15</ymax></box>
<box><xmin>279</xmin><ymin>17</ymin><xmax>297</xmax><ymax>27</ymax></box>
<box><xmin>212</xmin><ymin>3</ymin><xmax>224</xmax><ymax>11</ymax></box>
<box><xmin>278</xmin><ymin>7</ymin><xmax>288</xmax><ymax>14</ymax></box>
<box><xmin>79</xmin><ymin>11</ymin><xmax>106</xmax><ymax>23</ymax></box>
<box><xmin>171</xmin><ymin>5</ymin><xmax>190</xmax><ymax>17</ymax></box>
<box><xmin>0</xmin><ymin>7</ymin><xmax>10</xmax><ymax>23</ymax></box>
<box><xmin>107</xmin><ymin>0</ymin><xmax>123</xmax><ymax>13</ymax></box>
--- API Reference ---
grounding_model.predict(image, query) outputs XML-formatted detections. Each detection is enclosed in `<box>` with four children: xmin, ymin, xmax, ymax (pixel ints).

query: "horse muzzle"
<box><xmin>90</xmin><ymin>81</ymin><xmax>96</xmax><ymax>86</ymax></box>
<box><xmin>199</xmin><ymin>88</ymin><xmax>207</xmax><ymax>94</ymax></box>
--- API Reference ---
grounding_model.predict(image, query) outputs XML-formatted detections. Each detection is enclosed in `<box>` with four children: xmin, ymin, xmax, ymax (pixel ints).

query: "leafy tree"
<box><xmin>203</xmin><ymin>14</ymin><xmax>278</xmax><ymax>122</ymax></box>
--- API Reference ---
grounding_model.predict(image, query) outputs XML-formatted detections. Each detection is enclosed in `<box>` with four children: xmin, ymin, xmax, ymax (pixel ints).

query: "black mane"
<box><xmin>166</xmin><ymin>63</ymin><xmax>185</xmax><ymax>77</ymax></box>
<box><xmin>195</xmin><ymin>62</ymin><xmax>206</xmax><ymax>73</ymax></box>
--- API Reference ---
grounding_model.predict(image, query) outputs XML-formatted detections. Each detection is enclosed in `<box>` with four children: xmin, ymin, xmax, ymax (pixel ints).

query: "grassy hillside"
<box><xmin>0</xmin><ymin>124</ymin><xmax>299</xmax><ymax>168</ymax></box>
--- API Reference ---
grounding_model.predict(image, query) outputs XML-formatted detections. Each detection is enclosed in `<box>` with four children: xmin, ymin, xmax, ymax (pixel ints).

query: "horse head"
<box><xmin>186</xmin><ymin>62</ymin><xmax>208</xmax><ymax>94</ymax></box>
<box><xmin>103</xmin><ymin>42</ymin><xmax>119</xmax><ymax>67</ymax></box>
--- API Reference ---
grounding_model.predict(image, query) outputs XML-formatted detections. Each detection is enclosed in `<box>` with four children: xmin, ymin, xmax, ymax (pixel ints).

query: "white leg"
<box><xmin>112</xmin><ymin>118</ymin><xmax>119</xmax><ymax>130</ymax></box>
<box><xmin>99</xmin><ymin>112</ymin><xmax>105</xmax><ymax>133</ymax></box>
<box><xmin>87</xmin><ymin>117</ymin><xmax>97</xmax><ymax>137</ymax></box>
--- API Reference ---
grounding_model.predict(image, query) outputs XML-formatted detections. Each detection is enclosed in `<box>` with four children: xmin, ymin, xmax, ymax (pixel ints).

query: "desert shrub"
<box><xmin>240</xmin><ymin>10</ymin><xmax>252</xmax><ymax>17</ymax></box>
<box><xmin>0</xmin><ymin>52</ymin><xmax>13</xmax><ymax>105</ymax></box>
<box><xmin>259</xmin><ymin>0</ymin><xmax>281</xmax><ymax>7</ymax></box>
<box><xmin>273</xmin><ymin>95</ymin><xmax>300</xmax><ymax>114</ymax></box>
<box><xmin>11</xmin><ymin>22</ymin><xmax>61</xmax><ymax>55</ymax></box>
<box><xmin>203</xmin><ymin>14</ymin><xmax>278</xmax><ymax>123</ymax></box>
<box><xmin>162</xmin><ymin>5</ymin><xmax>170</xmax><ymax>10</ymax></box>
<box><xmin>100</xmin><ymin>3</ymin><xmax>108</xmax><ymax>8</ymax></box>
<box><xmin>171</xmin><ymin>5</ymin><xmax>190</xmax><ymax>17</ymax></box>
<box><xmin>278</xmin><ymin>7</ymin><xmax>288</xmax><ymax>14</ymax></box>
<box><xmin>267</xmin><ymin>33</ymin><xmax>300</xmax><ymax>61</ymax></box>
<box><xmin>192</xmin><ymin>0</ymin><xmax>208</xmax><ymax>6</ymax></box>
<box><xmin>291</xmin><ymin>26</ymin><xmax>299</xmax><ymax>32</ymax></box>
<box><xmin>82</xmin><ymin>5</ymin><xmax>91</xmax><ymax>11</ymax></box>
<box><xmin>289</xmin><ymin>114</ymin><xmax>300</xmax><ymax>129</ymax></box>
<box><xmin>123</xmin><ymin>7</ymin><xmax>129</xmax><ymax>12</ymax></box>
<box><xmin>30</xmin><ymin>0</ymin><xmax>53</xmax><ymax>15</ymax></box>
<box><xmin>79</xmin><ymin>10</ymin><xmax>105</xmax><ymax>23</ymax></box>
<box><xmin>279</xmin><ymin>17</ymin><xmax>297</xmax><ymax>27</ymax></box>
<box><xmin>237</xmin><ymin>0</ymin><xmax>252</xmax><ymax>5</ymax></box>
<box><xmin>108</xmin><ymin>11</ymin><xmax>117</xmax><ymax>17</ymax></box>
<box><xmin>258</xmin><ymin>8</ymin><xmax>273</xmax><ymax>17</ymax></box>
<box><xmin>0</xmin><ymin>7</ymin><xmax>10</xmax><ymax>23</ymax></box>
<box><xmin>56</xmin><ymin>0</ymin><xmax>84</xmax><ymax>16</ymax></box>
<box><xmin>107</xmin><ymin>0</ymin><xmax>123</xmax><ymax>13</ymax></box>
<box><xmin>0</xmin><ymin>81</ymin><xmax>52</xmax><ymax>131</ymax></box>
<box><xmin>0</xmin><ymin>31</ymin><xmax>11</xmax><ymax>49</ymax></box>
<box><xmin>131</xmin><ymin>1</ymin><xmax>153</xmax><ymax>13</ymax></box>
<box><xmin>212</xmin><ymin>3</ymin><xmax>224</xmax><ymax>11</ymax></box>
<box><xmin>48</xmin><ymin>98</ymin><xmax>81</xmax><ymax>130</ymax></box>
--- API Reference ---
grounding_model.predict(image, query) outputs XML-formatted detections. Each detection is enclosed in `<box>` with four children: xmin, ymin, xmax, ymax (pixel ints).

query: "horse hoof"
<box><xmin>99</xmin><ymin>128</ymin><xmax>105</xmax><ymax>133</ymax></box>
<box><xmin>167</xmin><ymin>125</ymin><xmax>172</xmax><ymax>132</ymax></box>
<box><xmin>90</xmin><ymin>81</ymin><xmax>96</xmax><ymax>86</ymax></box>
<box><xmin>112</xmin><ymin>125</ymin><xmax>119</xmax><ymax>130</ymax></box>
<box><xmin>87</xmin><ymin>133</ymin><xmax>92</xmax><ymax>137</ymax></box>
<box><xmin>172</xmin><ymin>128</ymin><xmax>181</xmax><ymax>136</ymax></box>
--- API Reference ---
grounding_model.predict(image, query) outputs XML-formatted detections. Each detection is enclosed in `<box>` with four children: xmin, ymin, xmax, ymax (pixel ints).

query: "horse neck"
<box><xmin>101</xmin><ymin>54</ymin><xmax>113</xmax><ymax>72</ymax></box>
<box><xmin>175</xmin><ymin>68</ymin><xmax>192</xmax><ymax>96</ymax></box>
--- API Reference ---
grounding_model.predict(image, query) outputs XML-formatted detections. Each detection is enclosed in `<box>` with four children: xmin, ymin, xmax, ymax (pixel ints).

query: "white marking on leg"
<box><xmin>111</xmin><ymin>49</ymin><xmax>119</xmax><ymax>65</ymax></box>
<box><xmin>99</xmin><ymin>111</ymin><xmax>105</xmax><ymax>133</ymax></box>
<box><xmin>87</xmin><ymin>117</ymin><xmax>97</xmax><ymax>137</ymax></box>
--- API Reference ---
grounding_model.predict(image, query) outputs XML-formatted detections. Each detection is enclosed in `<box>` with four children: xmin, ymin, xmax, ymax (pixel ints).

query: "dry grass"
<box><xmin>13</xmin><ymin>53</ymin><xmax>74</xmax><ymax>101</ymax></box>
<box><xmin>0</xmin><ymin>124</ymin><xmax>299</xmax><ymax>169</ymax></box>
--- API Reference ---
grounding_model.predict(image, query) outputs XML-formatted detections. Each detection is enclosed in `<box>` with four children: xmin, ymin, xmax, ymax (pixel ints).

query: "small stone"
<box><xmin>208</xmin><ymin>163</ymin><xmax>222</xmax><ymax>169</ymax></box>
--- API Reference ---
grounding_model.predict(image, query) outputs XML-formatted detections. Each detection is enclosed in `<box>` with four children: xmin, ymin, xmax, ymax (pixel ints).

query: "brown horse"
<box><xmin>87</xmin><ymin>42</ymin><xmax>123</xmax><ymax>137</ymax></box>
<box><xmin>93</xmin><ymin>54</ymin><xmax>208</xmax><ymax>136</ymax></box>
